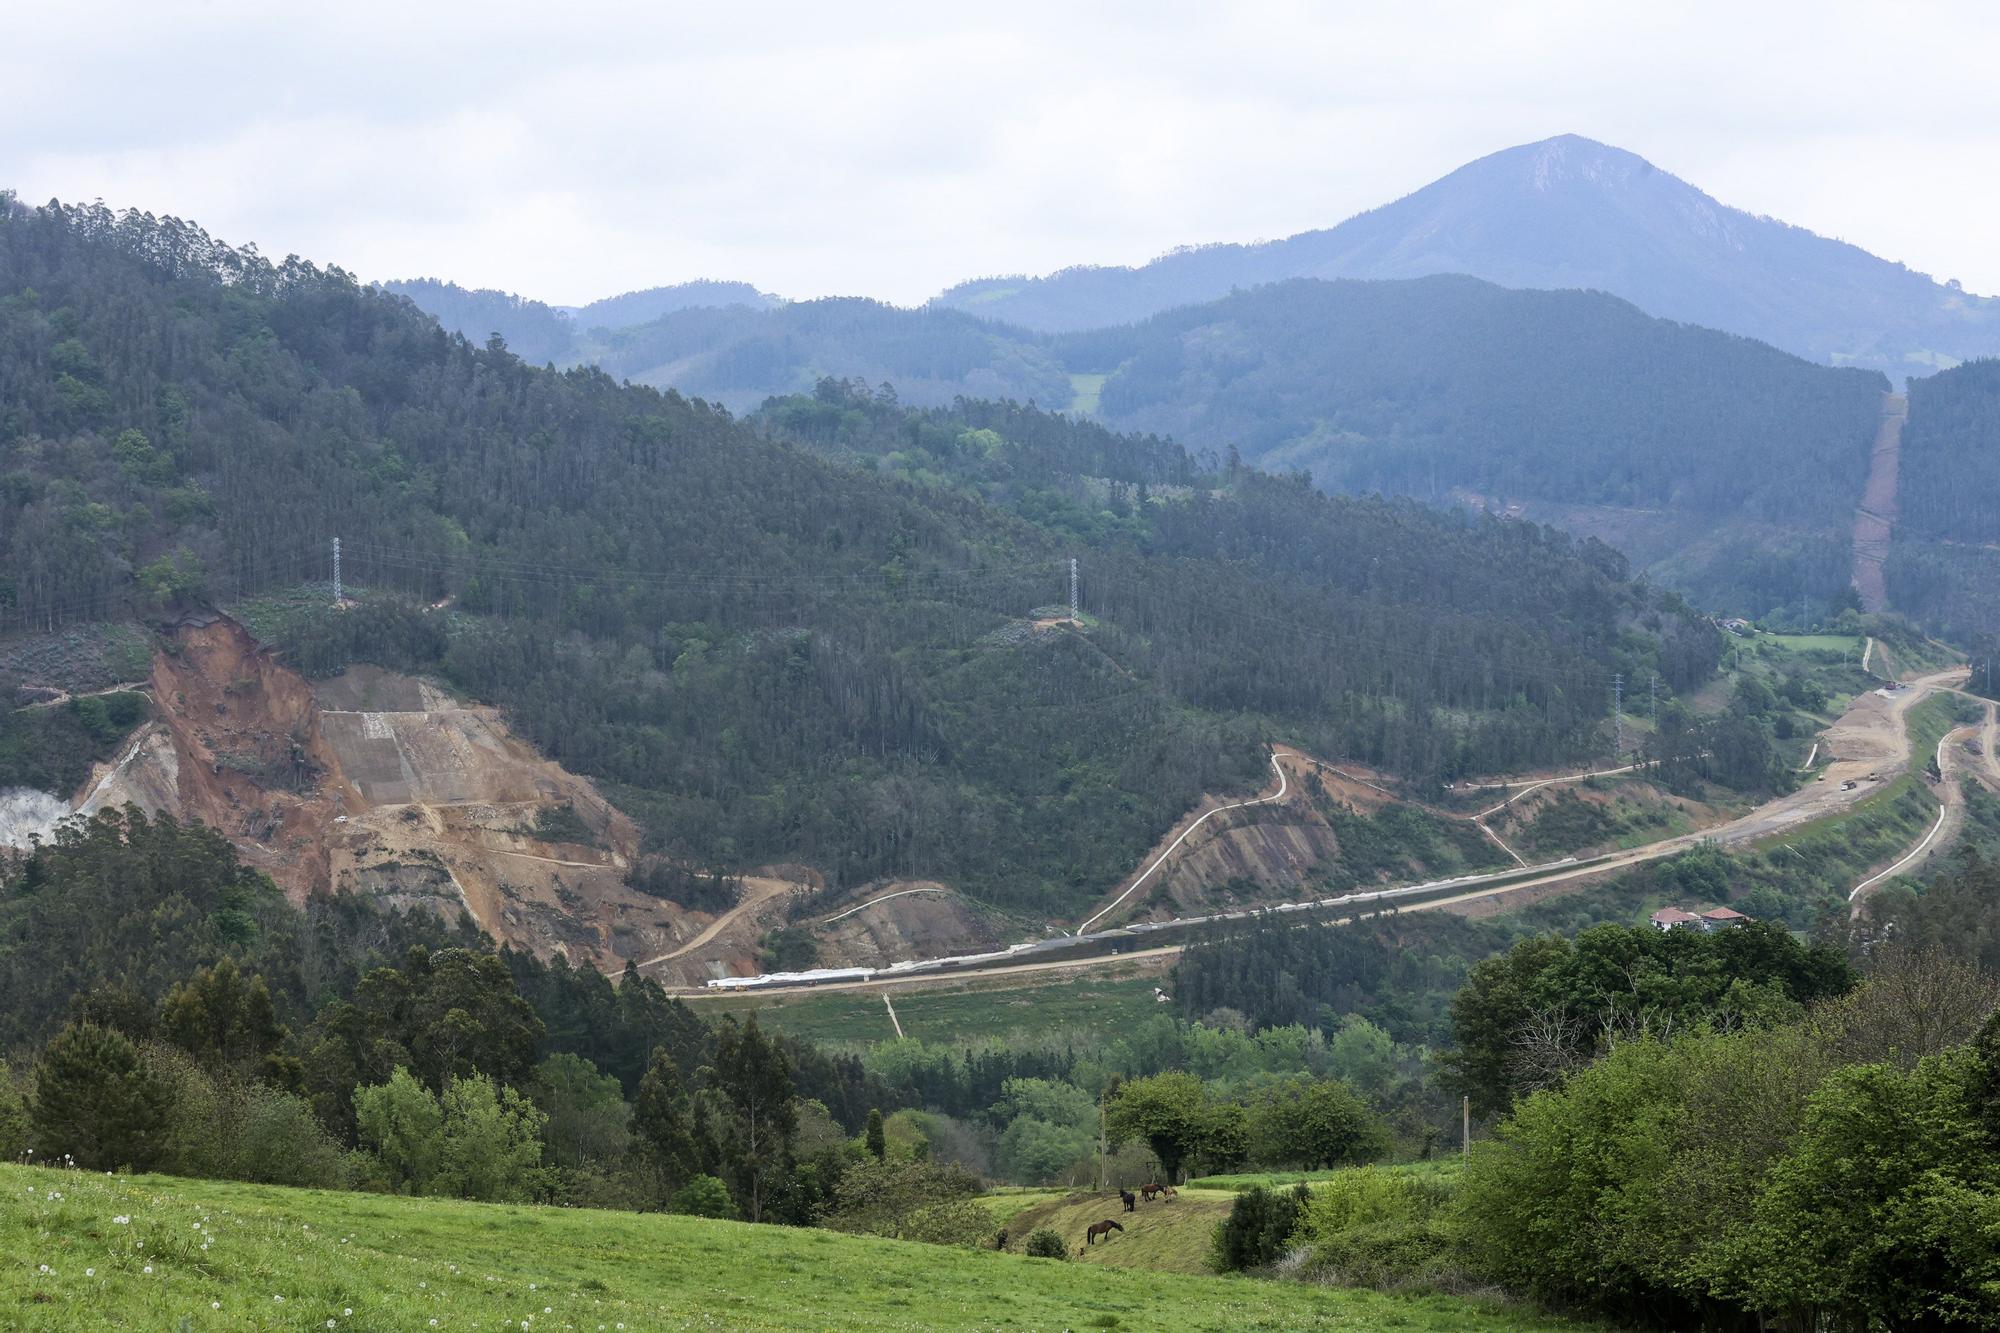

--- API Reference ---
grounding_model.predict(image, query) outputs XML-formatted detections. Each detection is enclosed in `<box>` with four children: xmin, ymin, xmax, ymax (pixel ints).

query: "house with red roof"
<box><xmin>1651</xmin><ymin>905</ymin><xmax>1753</xmax><ymax>932</ymax></box>
<box><xmin>1650</xmin><ymin>907</ymin><xmax>1702</xmax><ymax>932</ymax></box>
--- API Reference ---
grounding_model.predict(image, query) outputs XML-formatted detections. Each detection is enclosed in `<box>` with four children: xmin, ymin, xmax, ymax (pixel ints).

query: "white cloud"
<box><xmin>6</xmin><ymin>0</ymin><xmax>1999</xmax><ymax>304</ymax></box>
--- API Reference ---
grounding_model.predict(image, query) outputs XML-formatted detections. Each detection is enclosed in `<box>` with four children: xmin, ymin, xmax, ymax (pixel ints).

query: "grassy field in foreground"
<box><xmin>697</xmin><ymin>971</ymin><xmax>1169</xmax><ymax>1047</ymax></box>
<box><xmin>0</xmin><ymin>1164</ymin><xmax>1606</xmax><ymax>1332</ymax></box>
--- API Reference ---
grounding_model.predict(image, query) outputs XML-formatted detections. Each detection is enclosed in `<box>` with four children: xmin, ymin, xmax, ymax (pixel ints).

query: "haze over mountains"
<box><xmin>936</xmin><ymin>135</ymin><xmax>2000</xmax><ymax>381</ymax></box>
<box><xmin>189</xmin><ymin>135</ymin><xmax>2000</xmax><ymax>633</ymax></box>
<box><xmin>399</xmin><ymin>135</ymin><xmax>2000</xmax><ymax>388</ymax></box>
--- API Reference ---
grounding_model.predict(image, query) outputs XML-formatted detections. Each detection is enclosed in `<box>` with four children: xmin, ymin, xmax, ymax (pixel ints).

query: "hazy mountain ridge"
<box><xmin>382</xmin><ymin>276</ymin><xmax>781</xmax><ymax>365</ymax></box>
<box><xmin>935</xmin><ymin>135</ymin><xmax>2000</xmax><ymax>379</ymax></box>
<box><xmin>577</xmin><ymin>297</ymin><xmax>1072</xmax><ymax>412</ymax></box>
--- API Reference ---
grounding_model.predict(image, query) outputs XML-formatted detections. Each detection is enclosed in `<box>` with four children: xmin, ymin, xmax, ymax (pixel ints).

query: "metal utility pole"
<box><xmin>332</xmin><ymin>537</ymin><xmax>342</xmax><ymax>605</ymax></box>
<box><xmin>1613</xmin><ymin>672</ymin><xmax>1624</xmax><ymax>756</ymax></box>
<box><xmin>1462</xmin><ymin>1095</ymin><xmax>1471</xmax><ymax>1166</ymax></box>
<box><xmin>1649</xmin><ymin>673</ymin><xmax>1658</xmax><ymax>724</ymax></box>
<box><xmin>1097</xmin><ymin>1094</ymin><xmax>1107</xmax><ymax>1192</ymax></box>
<box><xmin>1069</xmin><ymin>557</ymin><xmax>1079</xmax><ymax>624</ymax></box>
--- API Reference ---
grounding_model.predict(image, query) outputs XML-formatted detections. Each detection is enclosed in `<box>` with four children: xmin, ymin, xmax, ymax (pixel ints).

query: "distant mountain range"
<box><xmin>934</xmin><ymin>135</ymin><xmax>2000</xmax><ymax>381</ymax></box>
<box><xmin>376</xmin><ymin>135</ymin><xmax>2000</xmax><ymax>622</ymax></box>
<box><xmin>378</xmin><ymin>277</ymin><xmax>780</xmax><ymax>364</ymax></box>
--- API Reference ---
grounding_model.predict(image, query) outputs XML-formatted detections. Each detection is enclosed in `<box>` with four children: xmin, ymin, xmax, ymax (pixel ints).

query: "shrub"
<box><xmin>824</xmin><ymin>1157</ymin><xmax>993</xmax><ymax>1247</ymax></box>
<box><xmin>1025</xmin><ymin>1228</ymin><xmax>1069</xmax><ymax>1259</ymax></box>
<box><xmin>233</xmin><ymin>1085</ymin><xmax>345</xmax><ymax>1188</ymax></box>
<box><xmin>1213</xmin><ymin>1183</ymin><xmax>1309</xmax><ymax>1272</ymax></box>
<box><xmin>1290</xmin><ymin>1166</ymin><xmax>1467</xmax><ymax>1292</ymax></box>
<box><xmin>673</xmin><ymin>1173</ymin><xmax>739</xmax><ymax>1219</ymax></box>
<box><xmin>0</xmin><ymin>1065</ymin><xmax>30</xmax><ymax>1160</ymax></box>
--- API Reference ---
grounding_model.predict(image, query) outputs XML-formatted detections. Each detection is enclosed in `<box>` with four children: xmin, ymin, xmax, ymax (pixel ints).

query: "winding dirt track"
<box><xmin>634</xmin><ymin>876</ymin><xmax>796</xmax><ymax>969</ymax></box>
<box><xmin>1075</xmin><ymin>751</ymin><xmax>1295</xmax><ymax>934</ymax></box>
<box><xmin>698</xmin><ymin>664</ymin><xmax>1971</xmax><ymax>997</ymax></box>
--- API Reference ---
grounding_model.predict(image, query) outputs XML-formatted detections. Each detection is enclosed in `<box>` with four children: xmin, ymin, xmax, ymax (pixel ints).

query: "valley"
<box><xmin>6</xmin><ymin>114</ymin><xmax>2000</xmax><ymax>1333</ymax></box>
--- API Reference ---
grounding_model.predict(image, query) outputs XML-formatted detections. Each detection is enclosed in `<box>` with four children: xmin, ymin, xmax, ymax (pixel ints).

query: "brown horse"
<box><xmin>1140</xmin><ymin>1183</ymin><xmax>1178</xmax><ymax>1202</ymax></box>
<box><xmin>1083</xmin><ymin>1219</ymin><xmax>1124</xmax><ymax>1249</ymax></box>
<box><xmin>1119</xmin><ymin>1188</ymin><xmax>1136</xmax><ymax>1212</ymax></box>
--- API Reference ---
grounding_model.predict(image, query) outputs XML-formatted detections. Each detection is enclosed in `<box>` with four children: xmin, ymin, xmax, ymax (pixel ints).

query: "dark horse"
<box><xmin>1082</xmin><ymin>1219</ymin><xmax>1125</xmax><ymax>1251</ymax></box>
<box><xmin>1119</xmin><ymin>1188</ymin><xmax>1136</xmax><ymax>1212</ymax></box>
<box><xmin>1140</xmin><ymin>1183</ymin><xmax>1178</xmax><ymax>1202</ymax></box>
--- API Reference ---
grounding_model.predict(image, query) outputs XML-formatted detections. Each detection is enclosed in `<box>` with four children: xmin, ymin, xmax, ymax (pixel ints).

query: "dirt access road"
<box><xmin>1851</xmin><ymin>693</ymin><xmax>2000</xmax><ymax>906</ymax></box>
<box><xmin>633</xmin><ymin>875</ymin><xmax>798</xmax><ymax>971</ymax></box>
<box><xmin>709</xmin><ymin>663</ymin><xmax>1969</xmax><ymax>997</ymax></box>
<box><xmin>1851</xmin><ymin>392</ymin><xmax>1905</xmax><ymax>614</ymax></box>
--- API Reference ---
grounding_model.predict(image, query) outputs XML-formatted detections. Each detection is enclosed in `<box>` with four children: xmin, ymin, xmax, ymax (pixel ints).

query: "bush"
<box><xmin>233</xmin><ymin>1085</ymin><xmax>345</xmax><ymax>1188</ymax></box>
<box><xmin>1025</xmin><ymin>1228</ymin><xmax>1069</xmax><ymax>1259</ymax></box>
<box><xmin>824</xmin><ymin>1157</ymin><xmax>993</xmax><ymax>1247</ymax></box>
<box><xmin>0</xmin><ymin>1066</ymin><xmax>30</xmax><ymax>1160</ymax></box>
<box><xmin>1289</xmin><ymin>1166</ymin><xmax>1467</xmax><ymax>1291</ymax></box>
<box><xmin>1213</xmin><ymin>1183</ymin><xmax>1309</xmax><ymax>1272</ymax></box>
<box><xmin>1294</xmin><ymin>1164</ymin><xmax>1454</xmax><ymax>1239</ymax></box>
<box><xmin>1306</xmin><ymin>1218</ymin><xmax>1463</xmax><ymax>1291</ymax></box>
<box><xmin>673</xmin><ymin>1173</ymin><xmax>739</xmax><ymax>1219</ymax></box>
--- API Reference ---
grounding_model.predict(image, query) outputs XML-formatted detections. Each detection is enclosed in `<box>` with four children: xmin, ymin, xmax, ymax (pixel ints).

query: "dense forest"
<box><xmin>1898</xmin><ymin>359</ymin><xmax>2000</xmax><ymax>546</ymax></box>
<box><xmin>373</xmin><ymin>278</ymin><xmax>578</xmax><ymax>365</ymax></box>
<box><xmin>379</xmin><ymin>277</ymin><xmax>782</xmax><ymax>366</ymax></box>
<box><xmin>0</xmin><ymin>198</ymin><xmax>1726</xmax><ymax>914</ymax></box>
<box><xmin>579</xmin><ymin>298</ymin><xmax>1072</xmax><ymax>412</ymax></box>
<box><xmin>395</xmin><ymin>264</ymin><xmax>1892</xmax><ymax>613</ymax></box>
<box><xmin>1064</xmin><ymin>276</ymin><xmax>1887</xmax><ymax>525</ymax></box>
<box><xmin>1886</xmin><ymin>358</ymin><xmax>2000</xmax><ymax>637</ymax></box>
<box><xmin>0</xmin><ymin>810</ymin><xmax>1417</xmax><ymax>1229</ymax></box>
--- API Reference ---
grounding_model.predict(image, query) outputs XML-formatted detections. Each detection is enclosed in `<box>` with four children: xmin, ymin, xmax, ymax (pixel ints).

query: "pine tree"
<box><xmin>632</xmin><ymin>1046</ymin><xmax>700</xmax><ymax>1195</ymax></box>
<box><xmin>31</xmin><ymin>1021</ymin><xmax>171</xmax><ymax>1170</ymax></box>
<box><xmin>865</xmin><ymin>1106</ymin><xmax>887</xmax><ymax>1160</ymax></box>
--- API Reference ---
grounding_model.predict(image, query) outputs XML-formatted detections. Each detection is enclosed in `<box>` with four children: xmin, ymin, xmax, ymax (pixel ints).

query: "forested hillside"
<box><xmin>566</xmin><ymin>280</ymin><xmax>779</xmax><ymax>328</ymax></box>
<box><xmin>381</xmin><ymin>277</ymin><xmax>783</xmax><ymax>367</ymax></box>
<box><xmin>576</xmin><ymin>298</ymin><xmax>1072</xmax><ymax>412</ymax></box>
<box><xmin>0</xmin><ymin>197</ymin><xmax>1718</xmax><ymax>916</ymax></box>
<box><xmin>1066</xmin><ymin>276</ymin><xmax>1887</xmax><ymax>526</ymax></box>
<box><xmin>934</xmin><ymin>134</ymin><xmax>2000</xmax><ymax>381</ymax></box>
<box><xmin>385</xmin><ymin>250</ymin><xmax>1893</xmax><ymax>617</ymax></box>
<box><xmin>375</xmin><ymin>278</ymin><xmax>578</xmax><ymax>365</ymax></box>
<box><xmin>1886</xmin><ymin>359</ymin><xmax>2000</xmax><ymax>638</ymax></box>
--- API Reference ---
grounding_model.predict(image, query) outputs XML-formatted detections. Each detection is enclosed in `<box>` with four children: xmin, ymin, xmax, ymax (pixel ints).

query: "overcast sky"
<box><xmin>6</xmin><ymin>1</ymin><xmax>1998</xmax><ymax>306</ymax></box>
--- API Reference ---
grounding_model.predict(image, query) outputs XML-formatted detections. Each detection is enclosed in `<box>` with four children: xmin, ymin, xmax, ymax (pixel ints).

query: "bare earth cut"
<box><xmin>1850</xmin><ymin>391</ymin><xmax>1904</xmax><ymax>614</ymax></box>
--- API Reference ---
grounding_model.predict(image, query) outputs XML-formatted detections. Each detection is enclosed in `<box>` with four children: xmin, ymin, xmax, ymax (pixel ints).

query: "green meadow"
<box><xmin>0</xmin><ymin>1164</ymin><xmax>1606</xmax><ymax>1331</ymax></box>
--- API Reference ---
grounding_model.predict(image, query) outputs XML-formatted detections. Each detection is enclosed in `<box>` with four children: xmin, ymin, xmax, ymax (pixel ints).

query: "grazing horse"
<box><xmin>1084</xmin><ymin>1219</ymin><xmax>1125</xmax><ymax>1248</ymax></box>
<box><xmin>1140</xmin><ymin>1183</ymin><xmax>1170</xmax><ymax>1202</ymax></box>
<box><xmin>1119</xmin><ymin>1188</ymin><xmax>1136</xmax><ymax>1212</ymax></box>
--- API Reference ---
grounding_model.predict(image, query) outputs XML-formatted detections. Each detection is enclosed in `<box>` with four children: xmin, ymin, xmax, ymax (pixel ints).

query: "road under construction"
<box><xmin>692</xmin><ymin>659</ymin><xmax>1977</xmax><ymax>997</ymax></box>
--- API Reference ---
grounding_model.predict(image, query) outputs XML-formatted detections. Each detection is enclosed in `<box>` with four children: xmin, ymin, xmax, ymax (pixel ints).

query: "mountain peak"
<box><xmin>933</xmin><ymin>135</ymin><xmax>1998</xmax><ymax>376</ymax></box>
<box><xmin>1476</xmin><ymin>134</ymin><xmax>1662</xmax><ymax>192</ymax></box>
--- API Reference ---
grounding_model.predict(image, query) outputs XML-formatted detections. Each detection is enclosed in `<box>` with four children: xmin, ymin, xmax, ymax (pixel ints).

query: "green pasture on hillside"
<box><xmin>0</xmin><ymin>1164</ymin><xmax>1604</xmax><ymax>1331</ymax></box>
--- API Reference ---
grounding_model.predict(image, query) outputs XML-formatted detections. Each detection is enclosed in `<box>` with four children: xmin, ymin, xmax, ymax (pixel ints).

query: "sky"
<box><xmin>6</xmin><ymin>1</ymin><xmax>1999</xmax><ymax>307</ymax></box>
